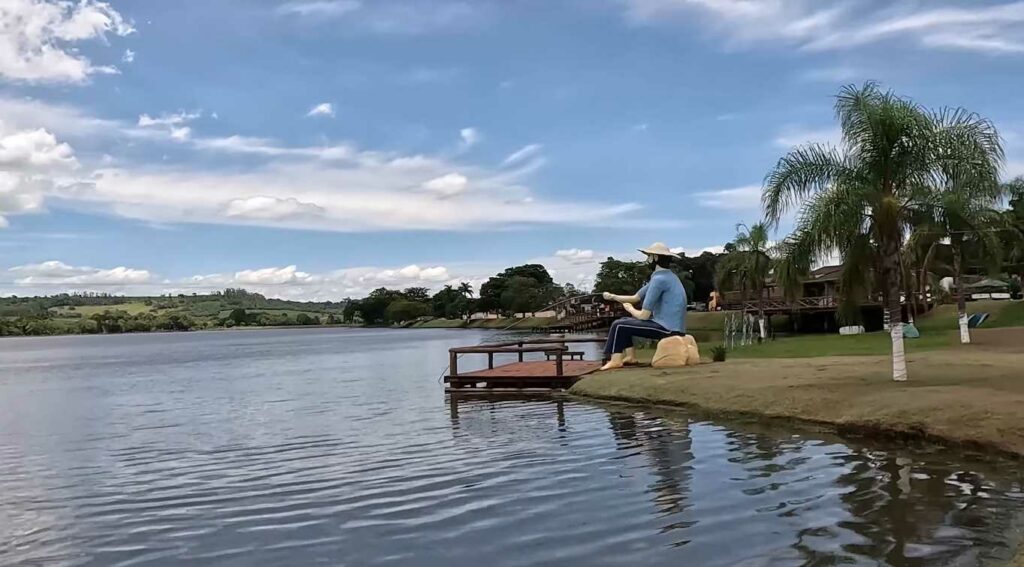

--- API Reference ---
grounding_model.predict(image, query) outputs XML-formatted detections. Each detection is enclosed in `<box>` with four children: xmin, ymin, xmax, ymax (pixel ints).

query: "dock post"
<box><xmin>487</xmin><ymin>352</ymin><xmax>494</xmax><ymax>369</ymax></box>
<box><xmin>450</xmin><ymin>351</ymin><xmax>459</xmax><ymax>377</ymax></box>
<box><xmin>555</xmin><ymin>349</ymin><xmax>564</xmax><ymax>377</ymax></box>
<box><xmin>517</xmin><ymin>342</ymin><xmax>524</xmax><ymax>362</ymax></box>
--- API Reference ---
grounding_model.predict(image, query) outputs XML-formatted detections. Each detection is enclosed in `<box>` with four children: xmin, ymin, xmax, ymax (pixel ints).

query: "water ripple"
<box><xmin>2</xmin><ymin>329</ymin><xmax>1024</xmax><ymax>566</ymax></box>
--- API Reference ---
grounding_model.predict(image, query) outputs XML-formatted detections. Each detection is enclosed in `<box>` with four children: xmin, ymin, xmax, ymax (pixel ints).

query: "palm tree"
<box><xmin>762</xmin><ymin>82</ymin><xmax>1002</xmax><ymax>381</ymax></box>
<box><xmin>716</xmin><ymin>222</ymin><xmax>772</xmax><ymax>339</ymax></box>
<box><xmin>913</xmin><ymin>107</ymin><xmax>1005</xmax><ymax>343</ymax></box>
<box><xmin>456</xmin><ymin>282</ymin><xmax>474</xmax><ymax>320</ymax></box>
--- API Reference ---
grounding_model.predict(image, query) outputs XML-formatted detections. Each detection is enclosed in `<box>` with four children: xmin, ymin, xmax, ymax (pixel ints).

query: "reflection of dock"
<box><xmin>444</xmin><ymin>337</ymin><xmax>605</xmax><ymax>392</ymax></box>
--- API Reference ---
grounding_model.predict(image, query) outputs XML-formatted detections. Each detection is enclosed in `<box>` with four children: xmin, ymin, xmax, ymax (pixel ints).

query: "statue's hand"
<box><xmin>602</xmin><ymin>292</ymin><xmax>614</xmax><ymax>301</ymax></box>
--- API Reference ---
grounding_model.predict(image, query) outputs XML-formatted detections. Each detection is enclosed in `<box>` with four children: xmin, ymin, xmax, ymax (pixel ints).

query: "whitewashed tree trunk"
<box><xmin>959</xmin><ymin>313</ymin><xmax>971</xmax><ymax>344</ymax></box>
<box><xmin>891</xmin><ymin>322</ymin><xmax>908</xmax><ymax>382</ymax></box>
<box><xmin>758</xmin><ymin>317</ymin><xmax>767</xmax><ymax>340</ymax></box>
<box><xmin>953</xmin><ymin>237</ymin><xmax>970</xmax><ymax>345</ymax></box>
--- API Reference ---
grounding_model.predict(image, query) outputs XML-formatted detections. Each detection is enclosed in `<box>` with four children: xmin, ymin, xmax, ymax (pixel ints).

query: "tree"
<box><xmin>342</xmin><ymin>301</ymin><xmax>360</xmax><ymax>323</ymax></box>
<box><xmin>763</xmin><ymin>82</ymin><xmax>1002</xmax><ymax>381</ymax></box>
<box><xmin>594</xmin><ymin>258</ymin><xmax>649</xmax><ymax>295</ymax></box>
<box><xmin>677</xmin><ymin>251</ymin><xmax>724</xmax><ymax>304</ymax></box>
<box><xmin>715</xmin><ymin>223</ymin><xmax>772</xmax><ymax>338</ymax></box>
<box><xmin>478</xmin><ymin>264</ymin><xmax>556</xmax><ymax>315</ymax></box>
<box><xmin>401</xmin><ymin>287</ymin><xmax>431</xmax><ymax>302</ymax></box>
<box><xmin>359</xmin><ymin>288</ymin><xmax>404</xmax><ymax>325</ymax></box>
<box><xmin>500</xmin><ymin>276</ymin><xmax>547</xmax><ymax>315</ymax></box>
<box><xmin>385</xmin><ymin>299</ymin><xmax>431</xmax><ymax>324</ymax></box>
<box><xmin>228</xmin><ymin>308</ymin><xmax>249</xmax><ymax>326</ymax></box>
<box><xmin>431</xmin><ymin>285</ymin><xmax>469</xmax><ymax>320</ymax></box>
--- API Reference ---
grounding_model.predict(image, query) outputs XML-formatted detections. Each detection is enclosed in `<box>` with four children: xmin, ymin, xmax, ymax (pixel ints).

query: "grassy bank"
<box><xmin>573</xmin><ymin>327</ymin><xmax>1024</xmax><ymax>456</ymax></box>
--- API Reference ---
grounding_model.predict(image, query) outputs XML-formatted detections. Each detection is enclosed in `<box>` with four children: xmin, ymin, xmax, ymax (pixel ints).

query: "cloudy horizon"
<box><xmin>2</xmin><ymin>0</ymin><xmax>1024</xmax><ymax>300</ymax></box>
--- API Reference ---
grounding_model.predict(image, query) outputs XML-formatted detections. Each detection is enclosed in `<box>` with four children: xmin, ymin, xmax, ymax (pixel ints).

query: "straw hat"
<box><xmin>638</xmin><ymin>242</ymin><xmax>680</xmax><ymax>259</ymax></box>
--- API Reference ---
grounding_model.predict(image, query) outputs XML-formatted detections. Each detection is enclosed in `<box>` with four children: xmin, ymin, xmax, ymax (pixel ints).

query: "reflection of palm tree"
<box><xmin>828</xmin><ymin>451</ymin><xmax>974</xmax><ymax>564</ymax></box>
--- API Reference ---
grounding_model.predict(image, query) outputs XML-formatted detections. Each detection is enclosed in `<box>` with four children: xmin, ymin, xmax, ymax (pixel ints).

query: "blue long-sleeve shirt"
<box><xmin>636</xmin><ymin>269</ymin><xmax>687</xmax><ymax>333</ymax></box>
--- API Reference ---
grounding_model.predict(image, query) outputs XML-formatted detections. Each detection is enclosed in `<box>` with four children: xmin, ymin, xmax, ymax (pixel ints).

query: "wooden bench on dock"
<box><xmin>445</xmin><ymin>337</ymin><xmax>606</xmax><ymax>392</ymax></box>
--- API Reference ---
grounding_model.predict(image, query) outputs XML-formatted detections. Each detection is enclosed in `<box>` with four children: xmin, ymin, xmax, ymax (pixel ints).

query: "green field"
<box><xmin>50</xmin><ymin>303</ymin><xmax>156</xmax><ymax>316</ymax></box>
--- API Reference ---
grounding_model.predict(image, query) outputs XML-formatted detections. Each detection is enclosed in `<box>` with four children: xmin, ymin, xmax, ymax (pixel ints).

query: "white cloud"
<box><xmin>671</xmin><ymin>245</ymin><xmax>727</xmax><ymax>256</ymax></box>
<box><xmin>10</xmin><ymin>260</ymin><xmax>151</xmax><ymax>285</ymax></box>
<box><xmin>277</xmin><ymin>0</ymin><xmax>487</xmax><ymax>34</ymax></box>
<box><xmin>0</xmin><ymin>97</ymin><xmax>121</xmax><ymax>138</ymax></box>
<box><xmin>422</xmin><ymin>172</ymin><xmax>469</xmax><ymax>198</ymax></box>
<box><xmin>633</xmin><ymin>123</ymin><xmax>649</xmax><ymax>131</ymax></box>
<box><xmin>0</xmin><ymin>122</ymin><xmax>78</xmax><ymax>226</ymax></box>
<box><xmin>621</xmin><ymin>0</ymin><xmax>1024</xmax><ymax>55</ymax></box>
<box><xmin>773</xmin><ymin>126</ymin><xmax>842</xmax><ymax>148</ymax></box>
<box><xmin>224</xmin><ymin>196</ymin><xmax>326</xmax><ymax>220</ymax></box>
<box><xmin>307</xmin><ymin>102</ymin><xmax>336</xmax><ymax>118</ymax></box>
<box><xmin>234</xmin><ymin>265</ymin><xmax>314</xmax><ymax>286</ymax></box>
<box><xmin>503</xmin><ymin>143</ymin><xmax>542</xmax><ymax>166</ymax></box>
<box><xmin>459</xmin><ymin>127</ymin><xmax>480</xmax><ymax>148</ymax></box>
<box><xmin>798</xmin><ymin>65</ymin><xmax>862</xmax><ymax>83</ymax></box>
<box><xmin>0</xmin><ymin>0</ymin><xmax>134</xmax><ymax>83</ymax></box>
<box><xmin>122</xmin><ymin>49</ymin><xmax>135</xmax><ymax>63</ymax></box>
<box><xmin>696</xmin><ymin>184</ymin><xmax>762</xmax><ymax>211</ymax></box>
<box><xmin>554</xmin><ymin>248</ymin><xmax>595</xmax><ymax>264</ymax></box>
<box><xmin>170</xmin><ymin>127</ymin><xmax>191</xmax><ymax>142</ymax></box>
<box><xmin>0</xmin><ymin>125</ymin><xmax>77</xmax><ymax>170</ymax></box>
<box><xmin>277</xmin><ymin>1</ymin><xmax>362</xmax><ymax>17</ymax></box>
<box><xmin>0</xmin><ymin>97</ymin><xmax>648</xmax><ymax>233</ymax></box>
<box><xmin>138</xmin><ymin>110</ymin><xmax>201</xmax><ymax>128</ymax></box>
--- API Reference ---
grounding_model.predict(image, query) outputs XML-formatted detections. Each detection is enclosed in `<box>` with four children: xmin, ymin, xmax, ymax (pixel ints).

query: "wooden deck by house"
<box><xmin>445</xmin><ymin>337</ymin><xmax>605</xmax><ymax>392</ymax></box>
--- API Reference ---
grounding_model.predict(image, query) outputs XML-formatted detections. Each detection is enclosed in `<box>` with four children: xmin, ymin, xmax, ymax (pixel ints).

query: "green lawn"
<box><xmin>50</xmin><ymin>303</ymin><xmax>155</xmax><ymax>316</ymax></box>
<box><xmin>726</xmin><ymin>330</ymin><xmax>958</xmax><ymax>359</ymax></box>
<box><xmin>915</xmin><ymin>299</ymin><xmax>1024</xmax><ymax>331</ymax></box>
<box><xmin>410</xmin><ymin>318</ymin><xmax>468</xmax><ymax>328</ymax></box>
<box><xmin>214</xmin><ymin>308</ymin><xmax>332</xmax><ymax>318</ymax></box>
<box><xmin>705</xmin><ymin>300</ymin><xmax>1023</xmax><ymax>360</ymax></box>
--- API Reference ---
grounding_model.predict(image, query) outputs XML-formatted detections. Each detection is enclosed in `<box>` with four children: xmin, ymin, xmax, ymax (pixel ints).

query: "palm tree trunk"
<box><xmin>881</xmin><ymin>239</ymin><xmax>908</xmax><ymax>382</ymax></box>
<box><xmin>757</xmin><ymin>288</ymin><xmax>766</xmax><ymax>342</ymax></box>
<box><xmin>952</xmin><ymin>235</ymin><xmax>970</xmax><ymax>344</ymax></box>
<box><xmin>919</xmin><ymin>241</ymin><xmax>937</xmax><ymax>314</ymax></box>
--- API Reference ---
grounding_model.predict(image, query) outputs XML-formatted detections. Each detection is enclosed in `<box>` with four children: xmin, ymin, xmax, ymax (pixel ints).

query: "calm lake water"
<box><xmin>2</xmin><ymin>328</ymin><xmax>1024</xmax><ymax>566</ymax></box>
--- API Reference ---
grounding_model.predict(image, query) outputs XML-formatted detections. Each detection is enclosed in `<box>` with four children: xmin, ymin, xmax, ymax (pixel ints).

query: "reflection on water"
<box><xmin>449</xmin><ymin>397</ymin><xmax>1024</xmax><ymax>566</ymax></box>
<box><xmin>0</xmin><ymin>328</ymin><xmax>1022</xmax><ymax>566</ymax></box>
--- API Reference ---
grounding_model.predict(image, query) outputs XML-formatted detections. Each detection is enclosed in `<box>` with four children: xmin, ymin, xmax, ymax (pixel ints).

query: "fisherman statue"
<box><xmin>600</xmin><ymin>242</ymin><xmax>688</xmax><ymax>371</ymax></box>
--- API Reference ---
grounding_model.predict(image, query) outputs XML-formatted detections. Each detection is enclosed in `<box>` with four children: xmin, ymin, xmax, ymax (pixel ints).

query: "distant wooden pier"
<box><xmin>445</xmin><ymin>337</ymin><xmax>606</xmax><ymax>392</ymax></box>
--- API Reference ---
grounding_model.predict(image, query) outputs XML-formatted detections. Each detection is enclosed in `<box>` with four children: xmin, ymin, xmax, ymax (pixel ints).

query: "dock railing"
<box><xmin>448</xmin><ymin>337</ymin><xmax>606</xmax><ymax>378</ymax></box>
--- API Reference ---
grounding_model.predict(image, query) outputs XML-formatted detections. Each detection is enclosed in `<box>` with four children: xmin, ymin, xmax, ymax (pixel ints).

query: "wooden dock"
<box><xmin>445</xmin><ymin>337</ymin><xmax>605</xmax><ymax>392</ymax></box>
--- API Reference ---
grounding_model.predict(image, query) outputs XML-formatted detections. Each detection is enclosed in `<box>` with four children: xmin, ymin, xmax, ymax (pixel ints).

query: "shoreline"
<box><xmin>571</xmin><ymin>328</ymin><xmax>1024</xmax><ymax>459</ymax></box>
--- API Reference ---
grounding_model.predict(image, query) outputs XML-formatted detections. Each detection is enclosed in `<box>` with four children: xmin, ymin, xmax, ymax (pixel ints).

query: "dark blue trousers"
<box><xmin>604</xmin><ymin>317</ymin><xmax>677</xmax><ymax>356</ymax></box>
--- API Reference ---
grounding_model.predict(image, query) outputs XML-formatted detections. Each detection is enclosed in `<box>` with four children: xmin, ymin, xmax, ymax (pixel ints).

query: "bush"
<box><xmin>711</xmin><ymin>345</ymin><xmax>727</xmax><ymax>362</ymax></box>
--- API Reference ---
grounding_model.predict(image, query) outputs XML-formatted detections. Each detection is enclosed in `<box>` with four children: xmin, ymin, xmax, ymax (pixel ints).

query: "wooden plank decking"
<box><xmin>445</xmin><ymin>360</ymin><xmax>602</xmax><ymax>391</ymax></box>
<box><xmin>445</xmin><ymin>336</ymin><xmax>605</xmax><ymax>392</ymax></box>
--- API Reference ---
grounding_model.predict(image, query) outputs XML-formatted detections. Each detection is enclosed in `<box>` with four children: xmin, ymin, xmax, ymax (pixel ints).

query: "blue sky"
<box><xmin>2</xmin><ymin>0</ymin><xmax>1024</xmax><ymax>299</ymax></box>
